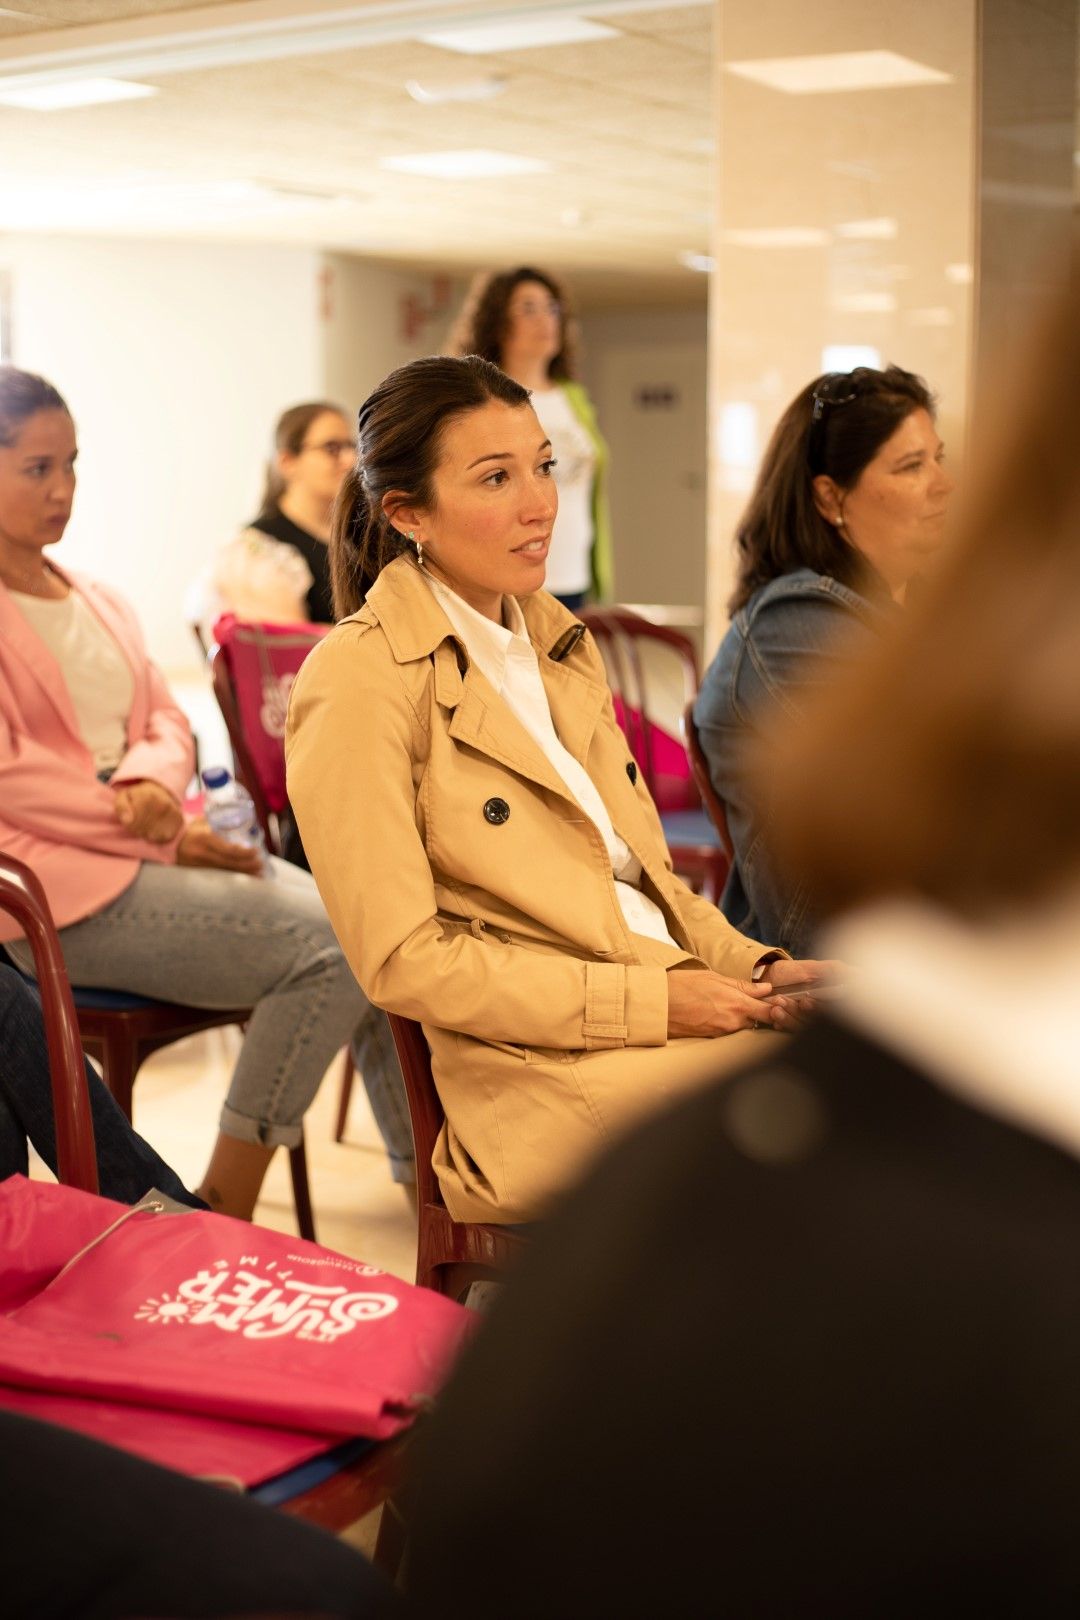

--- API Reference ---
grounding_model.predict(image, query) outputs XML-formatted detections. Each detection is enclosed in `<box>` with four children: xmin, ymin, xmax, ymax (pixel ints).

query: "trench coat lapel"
<box><xmin>445</xmin><ymin>656</ymin><xmax>581</xmax><ymax>804</ymax></box>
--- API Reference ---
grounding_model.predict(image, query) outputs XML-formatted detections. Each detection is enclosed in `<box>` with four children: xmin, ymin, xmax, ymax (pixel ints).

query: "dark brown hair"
<box><xmin>0</xmin><ymin>365</ymin><xmax>70</xmax><ymax>445</ymax></box>
<box><xmin>729</xmin><ymin>365</ymin><xmax>935</xmax><ymax>613</ymax></box>
<box><xmin>764</xmin><ymin>279</ymin><xmax>1080</xmax><ymax>919</ymax></box>
<box><xmin>330</xmin><ymin>355</ymin><xmax>530</xmax><ymax>617</ymax></box>
<box><xmin>258</xmin><ymin>400</ymin><xmax>348</xmax><ymax>517</ymax></box>
<box><xmin>449</xmin><ymin>266</ymin><xmax>578</xmax><ymax>382</ymax></box>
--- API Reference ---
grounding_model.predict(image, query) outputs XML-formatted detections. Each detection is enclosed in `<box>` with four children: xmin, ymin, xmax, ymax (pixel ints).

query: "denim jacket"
<box><xmin>693</xmin><ymin>568</ymin><xmax>897</xmax><ymax>958</ymax></box>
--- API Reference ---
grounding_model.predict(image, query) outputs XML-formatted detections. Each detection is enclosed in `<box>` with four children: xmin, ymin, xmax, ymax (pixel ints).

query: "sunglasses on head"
<box><xmin>807</xmin><ymin>369</ymin><xmax>876</xmax><ymax>471</ymax></box>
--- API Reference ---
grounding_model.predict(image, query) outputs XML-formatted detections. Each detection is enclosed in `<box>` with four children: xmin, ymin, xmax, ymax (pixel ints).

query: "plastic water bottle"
<box><xmin>200</xmin><ymin>767</ymin><xmax>271</xmax><ymax>874</ymax></box>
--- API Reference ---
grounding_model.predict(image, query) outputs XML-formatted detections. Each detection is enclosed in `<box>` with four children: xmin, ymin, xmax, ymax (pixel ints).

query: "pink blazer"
<box><xmin>0</xmin><ymin>568</ymin><xmax>195</xmax><ymax>943</ymax></box>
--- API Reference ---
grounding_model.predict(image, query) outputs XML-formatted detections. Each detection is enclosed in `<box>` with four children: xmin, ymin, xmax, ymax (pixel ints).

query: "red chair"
<box><xmin>0</xmin><ymin>855</ymin><xmax>98</xmax><ymax>1194</ymax></box>
<box><xmin>387</xmin><ymin>1013</ymin><xmax>527</xmax><ymax>1301</ymax></box>
<box><xmin>0</xmin><ymin>854</ymin><xmax>317</xmax><ymax>1240</ymax></box>
<box><xmin>579</xmin><ymin>608</ymin><xmax>729</xmax><ymax>902</ymax></box>
<box><xmin>682</xmin><ymin>701</ymin><xmax>734</xmax><ymax>863</ymax></box>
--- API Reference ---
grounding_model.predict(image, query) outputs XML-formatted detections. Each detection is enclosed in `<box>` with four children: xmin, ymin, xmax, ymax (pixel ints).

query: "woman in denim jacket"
<box><xmin>694</xmin><ymin>366</ymin><xmax>954</xmax><ymax>957</ymax></box>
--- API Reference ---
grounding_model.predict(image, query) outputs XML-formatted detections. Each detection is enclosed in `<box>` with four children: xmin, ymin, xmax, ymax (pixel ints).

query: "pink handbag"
<box><xmin>0</xmin><ymin>1179</ymin><xmax>471</xmax><ymax>1485</ymax></box>
<box><xmin>212</xmin><ymin>613</ymin><xmax>328</xmax><ymax>813</ymax></box>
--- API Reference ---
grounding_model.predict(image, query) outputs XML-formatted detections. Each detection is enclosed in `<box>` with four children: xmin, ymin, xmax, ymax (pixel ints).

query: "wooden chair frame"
<box><xmin>387</xmin><ymin>1013</ymin><xmax>526</xmax><ymax>1302</ymax></box>
<box><xmin>0</xmin><ymin>854</ymin><xmax>98</xmax><ymax>1193</ymax></box>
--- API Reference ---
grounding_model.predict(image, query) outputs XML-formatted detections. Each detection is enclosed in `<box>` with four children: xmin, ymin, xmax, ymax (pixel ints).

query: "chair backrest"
<box><xmin>682</xmin><ymin>702</ymin><xmax>734</xmax><ymax>861</ymax></box>
<box><xmin>209</xmin><ymin>616</ymin><xmax>328</xmax><ymax>830</ymax></box>
<box><xmin>385</xmin><ymin>1013</ymin><xmax>446</xmax><ymax>1214</ymax></box>
<box><xmin>208</xmin><ymin>644</ymin><xmax>277</xmax><ymax>850</ymax></box>
<box><xmin>579</xmin><ymin>607</ymin><xmax>701</xmax><ymax>811</ymax></box>
<box><xmin>0</xmin><ymin>855</ymin><xmax>98</xmax><ymax>1193</ymax></box>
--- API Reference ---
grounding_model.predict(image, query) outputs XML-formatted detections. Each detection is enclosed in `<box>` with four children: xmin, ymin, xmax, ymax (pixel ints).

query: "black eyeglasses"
<box><xmin>300</xmin><ymin>439</ymin><xmax>357</xmax><ymax>460</ymax></box>
<box><xmin>807</xmin><ymin>370</ymin><xmax>871</xmax><ymax>471</ymax></box>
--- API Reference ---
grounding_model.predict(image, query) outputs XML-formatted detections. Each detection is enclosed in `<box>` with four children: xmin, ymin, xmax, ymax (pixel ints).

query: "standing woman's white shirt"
<box><xmin>527</xmin><ymin>387</ymin><xmax>597</xmax><ymax>599</ymax></box>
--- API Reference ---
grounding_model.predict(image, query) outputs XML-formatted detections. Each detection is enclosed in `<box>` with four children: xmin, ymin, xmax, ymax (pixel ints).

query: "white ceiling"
<box><xmin>0</xmin><ymin>0</ymin><xmax>716</xmax><ymax>305</ymax></box>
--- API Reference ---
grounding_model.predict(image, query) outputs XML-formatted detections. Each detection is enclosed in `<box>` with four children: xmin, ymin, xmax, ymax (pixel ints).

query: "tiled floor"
<box><xmin>35</xmin><ymin>1027</ymin><xmax>419</xmax><ymax>1283</ymax></box>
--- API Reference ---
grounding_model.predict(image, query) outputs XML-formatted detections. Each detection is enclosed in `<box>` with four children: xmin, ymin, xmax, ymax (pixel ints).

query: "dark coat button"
<box><xmin>626</xmin><ymin>761</ymin><xmax>638</xmax><ymax>785</ymax></box>
<box><xmin>483</xmin><ymin>797</ymin><xmax>511</xmax><ymax>825</ymax></box>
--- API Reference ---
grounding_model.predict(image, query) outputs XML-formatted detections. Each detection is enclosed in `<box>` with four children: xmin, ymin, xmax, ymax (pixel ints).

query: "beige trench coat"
<box><xmin>286</xmin><ymin>557</ymin><xmax>783</xmax><ymax>1222</ymax></box>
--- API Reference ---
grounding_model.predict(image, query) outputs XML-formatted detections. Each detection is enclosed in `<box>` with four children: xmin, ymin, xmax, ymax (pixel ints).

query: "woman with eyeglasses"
<box><xmin>693</xmin><ymin>365</ymin><xmax>955</xmax><ymax>958</ymax></box>
<box><xmin>450</xmin><ymin>266</ymin><xmax>611</xmax><ymax>611</ymax></box>
<box><xmin>213</xmin><ymin>401</ymin><xmax>356</xmax><ymax>625</ymax></box>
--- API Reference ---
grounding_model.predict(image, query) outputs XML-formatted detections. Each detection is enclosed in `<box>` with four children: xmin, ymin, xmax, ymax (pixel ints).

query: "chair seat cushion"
<box><xmin>660</xmin><ymin>809</ymin><xmax>722</xmax><ymax>849</ymax></box>
<box><xmin>70</xmin><ymin>987</ymin><xmax>169</xmax><ymax>1013</ymax></box>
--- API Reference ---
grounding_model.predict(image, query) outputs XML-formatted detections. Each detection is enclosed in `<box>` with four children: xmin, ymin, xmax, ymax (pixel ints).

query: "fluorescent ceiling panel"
<box><xmin>725</xmin><ymin>51</ymin><xmax>953</xmax><ymax>94</ymax></box>
<box><xmin>723</xmin><ymin>226</ymin><xmax>829</xmax><ymax>248</ymax></box>
<box><xmin>0</xmin><ymin>77</ymin><xmax>157</xmax><ymax>110</ymax></box>
<box><xmin>0</xmin><ymin>177</ymin><xmax>348</xmax><ymax>230</ymax></box>
<box><xmin>419</xmin><ymin>16</ymin><xmax>618</xmax><ymax>54</ymax></box>
<box><xmin>834</xmin><ymin>216</ymin><xmax>898</xmax><ymax>241</ymax></box>
<box><xmin>381</xmin><ymin>148</ymin><xmax>551</xmax><ymax>179</ymax></box>
<box><xmin>832</xmin><ymin>291</ymin><xmax>898</xmax><ymax>314</ymax></box>
<box><xmin>405</xmin><ymin>75</ymin><xmax>507</xmax><ymax>104</ymax></box>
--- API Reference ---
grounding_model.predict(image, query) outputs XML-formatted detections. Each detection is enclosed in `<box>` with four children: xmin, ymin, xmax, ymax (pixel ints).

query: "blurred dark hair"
<box><xmin>729</xmin><ymin>365</ymin><xmax>935</xmax><ymax>613</ymax></box>
<box><xmin>765</xmin><ymin>275</ymin><xmax>1080</xmax><ymax>919</ymax></box>
<box><xmin>0</xmin><ymin>366</ymin><xmax>70</xmax><ymax>446</ymax></box>
<box><xmin>258</xmin><ymin>400</ymin><xmax>348</xmax><ymax>516</ymax></box>
<box><xmin>449</xmin><ymin>266</ymin><xmax>578</xmax><ymax>382</ymax></box>
<box><xmin>331</xmin><ymin>355</ymin><xmax>530</xmax><ymax>617</ymax></box>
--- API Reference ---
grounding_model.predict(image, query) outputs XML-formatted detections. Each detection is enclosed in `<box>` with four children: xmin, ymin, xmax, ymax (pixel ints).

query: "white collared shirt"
<box><xmin>423</xmin><ymin>571</ymin><xmax>678</xmax><ymax>948</ymax></box>
<box><xmin>824</xmin><ymin>891</ymin><xmax>1080</xmax><ymax>1163</ymax></box>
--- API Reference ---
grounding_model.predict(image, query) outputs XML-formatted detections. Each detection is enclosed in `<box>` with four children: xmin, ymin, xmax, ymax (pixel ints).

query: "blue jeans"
<box><xmin>0</xmin><ymin>964</ymin><xmax>203</xmax><ymax>1207</ymax></box>
<box><xmin>5</xmin><ymin>860</ymin><xmax>415</xmax><ymax>1180</ymax></box>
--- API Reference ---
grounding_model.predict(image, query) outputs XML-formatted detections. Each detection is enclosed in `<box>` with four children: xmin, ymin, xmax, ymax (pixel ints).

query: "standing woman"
<box><xmin>451</xmin><ymin>266</ymin><xmax>611</xmax><ymax>610</ymax></box>
<box><xmin>0</xmin><ymin>366</ymin><xmax>405</xmax><ymax>1218</ymax></box>
<box><xmin>213</xmin><ymin>401</ymin><xmax>356</xmax><ymax>625</ymax></box>
<box><xmin>693</xmin><ymin>365</ymin><xmax>955</xmax><ymax>957</ymax></box>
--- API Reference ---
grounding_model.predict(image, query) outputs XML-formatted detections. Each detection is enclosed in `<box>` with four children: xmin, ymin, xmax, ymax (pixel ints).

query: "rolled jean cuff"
<box><xmin>218</xmin><ymin>1102</ymin><xmax>303</xmax><ymax>1152</ymax></box>
<box><xmin>388</xmin><ymin>1149</ymin><xmax>417</xmax><ymax>1187</ymax></box>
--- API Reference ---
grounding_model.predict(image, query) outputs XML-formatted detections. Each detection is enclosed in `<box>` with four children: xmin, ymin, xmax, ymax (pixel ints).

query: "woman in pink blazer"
<box><xmin>0</xmin><ymin>365</ymin><xmax>406</xmax><ymax>1218</ymax></box>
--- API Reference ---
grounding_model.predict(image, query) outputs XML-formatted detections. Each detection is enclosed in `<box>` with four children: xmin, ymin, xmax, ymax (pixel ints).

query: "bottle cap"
<box><xmin>201</xmin><ymin>767</ymin><xmax>232</xmax><ymax>789</ymax></box>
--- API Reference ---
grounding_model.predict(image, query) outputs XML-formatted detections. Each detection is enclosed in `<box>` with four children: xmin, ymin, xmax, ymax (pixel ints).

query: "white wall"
<box><xmin>579</xmin><ymin>305</ymin><xmax>708</xmax><ymax>624</ymax></box>
<box><xmin>320</xmin><ymin>253</ymin><xmax>468</xmax><ymax>413</ymax></box>
<box><xmin>2</xmin><ymin>234</ymin><xmax>323</xmax><ymax>671</ymax></box>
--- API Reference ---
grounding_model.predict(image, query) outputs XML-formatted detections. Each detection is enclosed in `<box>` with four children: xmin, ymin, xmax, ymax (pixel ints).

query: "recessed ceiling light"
<box><xmin>832</xmin><ymin>291</ymin><xmax>897</xmax><ymax>314</ymax></box>
<box><xmin>419</xmin><ymin>16</ymin><xmax>617</xmax><ymax>55</ymax></box>
<box><xmin>835</xmin><ymin>216</ymin><xmax>898</xmax><ymax>241</ymax></box>
<box><xmin>723</xmin><ymin>226</ymin><xmax>829</xmax><ymax>248</ymax></box>
<box><xmin>0</xmin><ymin>176</ymin><xmax>349</xmax><ymax>229</ymax></box>
<box><xmin>678</xmin><ymin>250</ymin><xmax>715</xmax><ymax>272</ymax></box>
<box><xmin>405</xmin><ymin>75</ymin><xmax>507</xmax><ymax>104</ymax></box>
<box><xmin>380</xmin><ymin>149</ymin><xmax>551</xmax><ymax>180</ymax></box>
<box><xmin>906</xmin><ymin>307</ymin><xmax>954</xmax><ymax>327</ymax></box>
<box><xmin>726</xmin><ymin>51</ymin><xmax>952</xmax><ymax>94</ymax></box>
<box><xmin>0</xmin><ymin>77</ymin><xmax>158</xmax><ymax>111</ymax></box>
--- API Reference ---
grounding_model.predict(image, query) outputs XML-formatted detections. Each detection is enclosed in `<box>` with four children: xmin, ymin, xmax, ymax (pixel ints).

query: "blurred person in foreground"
<box><xmin>450</xmin><ymin>266</ymin><xmax>611</xmax><ymax>609</ymax></box>
<box><xmin>694</xmin><ymin>363</ymin><xmax>954</xmax><ymax>956</ymax></box>
<box><xmin>404</xmin><ymin>265</ymin><xmax>1080</xmax><ymax>1616</ymax></box>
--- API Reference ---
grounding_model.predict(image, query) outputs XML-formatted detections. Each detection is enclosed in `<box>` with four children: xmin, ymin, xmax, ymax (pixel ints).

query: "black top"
<box><xmin>406</xmin><ymin>1014</ymin><xmax>1080</xmax><ymax>1617</ymax></box>
<box><xmin>250</xmin><ymin>505</ymin><xmax>334</xmax><ymax>624</ymax></box>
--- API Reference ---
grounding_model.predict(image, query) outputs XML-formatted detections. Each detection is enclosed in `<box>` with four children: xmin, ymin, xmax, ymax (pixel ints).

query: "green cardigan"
<box><xmin>560</xmin><ymin>380</ymin><xmax>613</xmax><ymax>602</ymax></box>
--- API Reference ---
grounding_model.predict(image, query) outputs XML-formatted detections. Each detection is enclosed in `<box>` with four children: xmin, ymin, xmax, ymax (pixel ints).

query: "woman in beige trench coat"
<box><xmin>286</xmin><ymin>357</ymin><xmax>834</xmax><ymax>1224</ymax></box>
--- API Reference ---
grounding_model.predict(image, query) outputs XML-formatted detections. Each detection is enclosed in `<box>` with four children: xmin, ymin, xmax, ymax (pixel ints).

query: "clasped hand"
<box><xmin>665</xmin><ymin>957</ymin><xmax>844</xmax><ymax>1038</ymax></box>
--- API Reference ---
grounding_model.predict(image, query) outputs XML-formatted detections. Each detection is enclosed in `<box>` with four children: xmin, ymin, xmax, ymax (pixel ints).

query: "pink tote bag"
<box><xmin>212</xmin><ymin>614</ymin><xmax>328</xmax><ymax>813</ymax></box>
<box><xmin>0</xmin><ymin>1179</ymin><xmax>470</xmax><ymax>1484</ymax></box>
